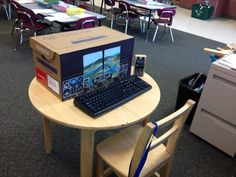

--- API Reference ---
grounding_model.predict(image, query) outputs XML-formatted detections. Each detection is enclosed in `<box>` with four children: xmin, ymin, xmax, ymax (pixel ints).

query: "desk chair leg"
<box><xmin>158</xmin><ymin>160</ymin><xmax>172</xmax><ymax>177</ymax></box>
<box><xmin>42</xmin><ymin>117</ymin><xmax>52</xmax><ymax>154</ymax></box>
<box><xmin>2</xmin><ymin>5</ymin><xmax>9</xmax><ymax>20</ymax></box>
<box><xmin>139</xmin><ymin>19</ymin><xmax>143</xmax><ymax>34</ymax></box>
<box><xmin>8</xmin><ymin>4</ymin><xmax>11</xmax><ymax>19</ymax></box>
<box><xmin>125</xmin><ymin>19</ymin><xmax>128</xmax><ymax>34</ymax></box>
<box><xmin>152</xmin><ymin>25</ymin><xmax>159</xmax><ymax>42</ymax></box>
<box><xmin>142</xmin><ymin>18</ymin><xmax>146</xmax><ymax>33</ymax></box>
<box><xmin>10</xmin><ymin>19</ymin><xmax>18</xmax><ymax>38</ymax></box>
<box><xmin>169</xmin><ymin>26</ymin><xmax>174</xmax><ymax>43</ymax></box>
<box><xmin>111</xmin><ymin>14</ymin><xmax>114</xmax><ymax>29</ymax></box>
<box><xmin>15</xmin><ymin>29</ymin><xmax>23</xmax><ymax>50</ymax></box>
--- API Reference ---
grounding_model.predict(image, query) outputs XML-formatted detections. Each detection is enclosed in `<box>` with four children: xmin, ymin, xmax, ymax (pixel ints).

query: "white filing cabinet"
<box><xmin>190</xmin><ymin>56</ymin><xmax>236</xmax><ymax>157</ymax></box>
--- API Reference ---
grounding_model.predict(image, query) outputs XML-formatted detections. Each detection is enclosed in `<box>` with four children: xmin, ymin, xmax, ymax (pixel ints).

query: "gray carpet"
<box><xmin>0</xmin><ymin>11</ymin><xmax>235</xmax><ymax>177</ymax></box>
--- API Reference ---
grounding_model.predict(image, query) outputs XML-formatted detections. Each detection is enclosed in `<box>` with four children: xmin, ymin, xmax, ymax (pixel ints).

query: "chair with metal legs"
<box><xmin>10</xmin><ymin>0</ymin><xmax>22</xmax><ymax>38</ymax></box>
<box><xmin>152</xmin><ymin>8</ymin><xmax>176</xmax><ymax>43</ymax></box>
<box><xmin>118</xmin><ymin>0</ymin><xmax>142</xmax><ymax>34</ymax></box>
<box><xmin>14</xmin><ymin>7</ymin><xmax>51</xmax><ymax>49</ymax></box>
<box><xmin>62</xmin><ymin>16</ymin><xmax>98</xmax><ymax>31</ymax></box>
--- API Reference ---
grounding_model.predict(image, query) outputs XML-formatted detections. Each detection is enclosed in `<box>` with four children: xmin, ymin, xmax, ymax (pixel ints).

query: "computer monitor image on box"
<box><xmin>61</xmin><ymin>44</ymin><xmax>132</xmax><ymax>100</ymax></box>
<box><xmin>83</xmin><ymin>46</ymin><xmax>121</xmax><ymax>92</ymax></box>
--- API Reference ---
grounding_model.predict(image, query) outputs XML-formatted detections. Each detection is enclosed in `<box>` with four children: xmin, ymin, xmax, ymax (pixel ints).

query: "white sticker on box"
<box><xmin>47</xmin><ymin>75</ymin><xmax>59</xmax><ymax>95</ymax></box>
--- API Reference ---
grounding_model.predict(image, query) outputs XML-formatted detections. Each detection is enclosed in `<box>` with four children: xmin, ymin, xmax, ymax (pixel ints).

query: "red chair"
<box><xmin>75</xmin><ymin>16</ymin><xmax>98</xmax><ymax>29</ymax></box>
<box><xmin>10</xmin><ymin>0</ymin><xmax>22</xmax><ymax>37</ymax></box>
<box><xmin>78</xmin><ymin>3</ymin><xmax>93</xmax><ymax>11</ymax></box>
<box><xmin>63</xmin><ymin>16</ymin><xmax>98</xmax><ymax>31</ymax></box>
<box><xmin>152</xmin><ymin>8</ymin><xmax>176</xmax><ymax>43</ymax></box>
<box><xmin>118</xmin><ymin>1</ymin><xmax>142</xmax><ymax>34</ymax></box>
<box><xmin>15</xmin><ymin>7</ymin><xmax>51</xmax><ymax>49</ymax></box>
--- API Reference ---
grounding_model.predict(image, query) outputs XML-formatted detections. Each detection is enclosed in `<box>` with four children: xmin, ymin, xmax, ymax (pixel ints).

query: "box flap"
<box><xmin>30</xmin><ymin>26</ymin><xmax>134</xmax><ymax>55</ymax></box>
<box><xmin>30</xmin><ymin>38</ymin><xmax>56</xmax><ymax>62</ymax></box>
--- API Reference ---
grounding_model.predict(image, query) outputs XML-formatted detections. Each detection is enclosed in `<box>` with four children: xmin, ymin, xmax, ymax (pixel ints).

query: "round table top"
<box><xmin>28</xmin><ymin>73</ymin><xmax>160</xmax><ymax>130</ymax></box>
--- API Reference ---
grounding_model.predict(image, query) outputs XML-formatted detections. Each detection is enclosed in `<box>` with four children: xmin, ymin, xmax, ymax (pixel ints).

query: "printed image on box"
<box><xmin>61</xmin><ymin>46</ymin><xmax>130</xmax><ymax>100</ymax></box>
<box><xmin>83</xmin><ymin>46</ymin><xmax>121</xmax><ymax>91</ymax></box>
<box><xmin>30</xmin><ymin>27</ymin><xmax>134</xmax><ymax>101</ymax></box>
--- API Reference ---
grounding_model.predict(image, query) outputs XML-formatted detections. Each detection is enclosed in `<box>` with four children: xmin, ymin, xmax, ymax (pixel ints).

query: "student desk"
<box><xmin>100</xmin><ymin>0</ymin><xmax>175</xmax><ymax>41</ymax></box>
<box><xmin>16</xmin><ymin>0</ymin><xmax>106</xmax><ymax>31</ymax></box>
<box><xmin>28</xmin><ymin>73</ymin><xmax>160</xmax><ymax>177</ymax></box>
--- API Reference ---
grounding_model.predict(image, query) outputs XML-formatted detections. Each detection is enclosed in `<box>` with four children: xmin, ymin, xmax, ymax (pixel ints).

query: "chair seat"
<box><xmin>120</xmin><ymin>11</ymin><xmax>139</xmax><ymax>20</ymax></box>
<box><xmin>96</xmin><ymin>124</ymin><xmax>171</xmax><ymax>177</ymax></box>
<box><xmin>152</xmin><ymin>18</ymin><xmax>171</xmax><ymax>25</ymax></box>
<box><xmin>132</xmin><ymin>8</ymin><xmax>149</xmax><ymax>17</ymax></box>
<box><xmin>106</xmin><ymin>7</ymin><xmax>120</xmax><ymax>15</ymax></box>
<box><xmin>23</xmin><ymin>21</ymin><xmax>50</xmax><ymax>31</ymax></box>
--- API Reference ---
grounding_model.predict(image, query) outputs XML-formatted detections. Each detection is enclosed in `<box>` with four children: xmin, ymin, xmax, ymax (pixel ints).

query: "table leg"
<box><xmin>145</xmin><ymin>10</ymin><xmax>152</xmax><ymax>42</ymax></box>
<box><xmin>100</xmin><ymin>0</ymin><xmax>104</xmax><ymax>14</ymax></box>
<box><xmin>42</xmin><ymin>117</ymin><xmax>52</xmax><ymax>154</ymax></box>
<box><xmin>80</xmin><ymin>129</ymin><xmax>95</xmax><ymax>177</ymax></box>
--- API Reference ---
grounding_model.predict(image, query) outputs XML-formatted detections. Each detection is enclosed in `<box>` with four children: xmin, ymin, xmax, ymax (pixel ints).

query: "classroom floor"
<box><xmin>172</xmin><ymin>6</ymin><xmax>236</xmax><ymax>44</ymax></box>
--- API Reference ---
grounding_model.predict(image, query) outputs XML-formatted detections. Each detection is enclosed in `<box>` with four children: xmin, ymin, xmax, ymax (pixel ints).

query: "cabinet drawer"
<box><xmin>190</xmin><ymin>108</ymin><xmax>236</xmax><ymax>157</ymax></box>
<box><xmin>201</xmin><ymin>68</ymin><xmax>236</xmax><ymax>125</ymax></box>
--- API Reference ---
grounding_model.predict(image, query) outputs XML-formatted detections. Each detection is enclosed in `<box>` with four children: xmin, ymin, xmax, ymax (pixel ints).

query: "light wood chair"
<box><xmin>96</xmin><ymin>99</ymin><xmax>195</xmax><ymax>177</ymax></box>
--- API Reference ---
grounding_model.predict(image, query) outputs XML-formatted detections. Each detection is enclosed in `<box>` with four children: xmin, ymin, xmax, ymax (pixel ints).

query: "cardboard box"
<box><xmin>30</xmin><ymin>26</ymin><xmax>135</xmax><ymax>101</ymax></box>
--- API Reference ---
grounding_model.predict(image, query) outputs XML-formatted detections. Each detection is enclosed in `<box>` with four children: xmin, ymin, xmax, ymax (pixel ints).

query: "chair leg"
<box><xmin>10</xmin><ymin>20</ymin><xmax>17</xmax><ymax>38</ymax></box>
<box><xmin>139</xmin><ymin>19</ymin><xmax>142</xmax><ymax>34</ymax></box>
<box><xmin>8</xmin><ymin>4</ymin><xmax>11</xmax><ymax>19</ymax></box>
<box><xmin>125</xmin><ymin>19</ymin><xmax>128</xmax><ymax>34</ymax></box>
<box><xmin>152</xmin><ymin>25</ymin><xmax>159</xmax><ymax>42</ymax></box>
<box><xmin>169</xmin><ymin>26</ymin><xmax>174</xmax><ymax>43</ymax></box>
<box><xmin>3</xmin><ymin>5</ymin><xmax>9</xmax><ymax>20</ymax></box>
<box><xmin>111</xmin><ymin>14</ymin><xmax>114</xmax><ymax>29</ymax></box>
<box><xmin>15</xmin><ymin>29</ymin><xmax>23</xmax><ymax>50</ymax></box>
<box><xmin>96</xmin><ymin>156</ymin><xmax>105</xmax><ymax>177</ymax></box>
<box><xmin>142</xmin><ymin>17</ymin><xmax>146</xmax><ymax>33</ymax></box>
<box><xmin>158</xmin><ymin>160</ymin><xmax>172</xmax><ymax>177</ymax></box>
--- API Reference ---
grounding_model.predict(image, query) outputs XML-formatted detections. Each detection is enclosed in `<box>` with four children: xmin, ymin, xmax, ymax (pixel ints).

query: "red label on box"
<box><xmin>35</xmin><ymin>67</ymin><xmax>47</xmax><ymax>86</ymax></box>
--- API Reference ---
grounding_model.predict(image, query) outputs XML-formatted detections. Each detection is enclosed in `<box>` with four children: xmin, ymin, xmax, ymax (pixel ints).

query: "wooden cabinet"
<box><xmin>190</xmin><ymin>57</ymin><xmax>236</xmax><ymax>157</ymax></box>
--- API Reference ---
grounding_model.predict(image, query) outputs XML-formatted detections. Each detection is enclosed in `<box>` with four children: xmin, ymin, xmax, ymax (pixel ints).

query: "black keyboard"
<box><xmin>73</xmin><ymin>75</ymin><xmax>152</xmax><ymax>117</ymax></box>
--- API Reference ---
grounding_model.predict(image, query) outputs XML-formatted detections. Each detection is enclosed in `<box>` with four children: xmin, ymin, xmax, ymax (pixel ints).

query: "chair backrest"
<box><xmin>157</xmin><ymin>9</ymin><xmax>176</xmax><ymax>26</ymax></box>
<box><xmin>75</xmin><ymin>16</ymin><xmax>98</xmax><ymax>29</ymax></box>
<box><xmin>61</xmin><ymin>0</ymin><xmax>71</xmax><ymax>4</ymax></box>
<box><xmin>10</xmin><ymin>0</ymin><xmax>21</xmax><ymax>10</ymax></box>
<box><xmin>78</xmin><ymin>3</ymin><xmax>92</xmax><ymax>11</ymax></box>
<box><xmin>105</xmin><ymin>0</ymin><xmax>115</xmax><ymax>7</ymax></box>
<box><xmin>119</xmin><ymin>1</ymin><xmax>131</xmax><ymax>13</ymax></box>
<box><xmin>128</xmin><ymin>99</ymin><xmax>195</xmax><ymax>177</ymax></box>
<box><xmin>16</xmin><ymin>7</ymin><xmax>39</xmax><ymax>30</ymax></box>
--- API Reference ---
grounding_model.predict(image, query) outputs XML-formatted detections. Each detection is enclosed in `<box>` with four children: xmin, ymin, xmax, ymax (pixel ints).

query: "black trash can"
<box><xmin>175</xmin><ymin>73</ymin><xmax>207</xmax><ymax>125</ymax></box>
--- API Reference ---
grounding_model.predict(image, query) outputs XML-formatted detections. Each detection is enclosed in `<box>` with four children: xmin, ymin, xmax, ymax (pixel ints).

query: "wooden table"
<box><xmin>28</xmin><ymin>73</ymin><xmax>160</xmax><ymax>177</ymax></box>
